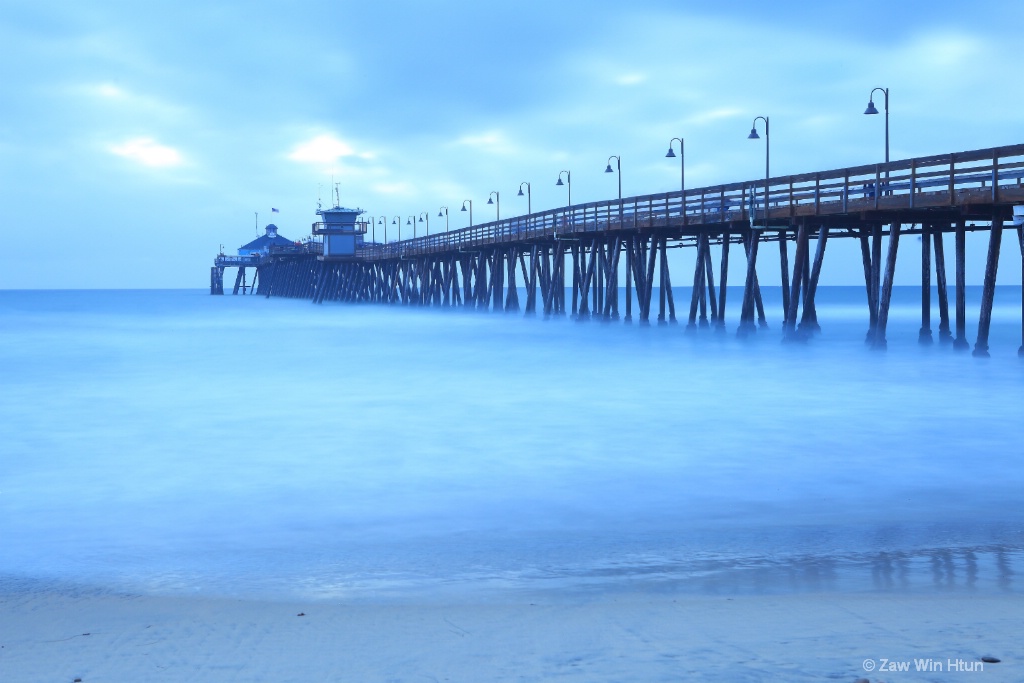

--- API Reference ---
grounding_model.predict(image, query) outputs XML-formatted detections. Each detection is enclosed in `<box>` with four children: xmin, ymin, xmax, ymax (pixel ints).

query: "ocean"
<box><xmin>2</xmin><ymin>287</ymin><xmax>1023</xmax><ymax>602</ymax></box>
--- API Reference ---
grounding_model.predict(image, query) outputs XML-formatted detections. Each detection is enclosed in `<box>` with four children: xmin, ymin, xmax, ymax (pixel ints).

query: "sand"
<box><xmin>1</xmin><ymin>586</ymin><xmax>1020</xmax><ymax>682</ymax></box>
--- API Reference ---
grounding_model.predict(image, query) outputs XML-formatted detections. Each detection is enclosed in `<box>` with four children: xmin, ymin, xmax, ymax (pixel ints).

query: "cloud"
<box><xmin>93</xmin><ymin>83</ymin><xmax>125</xmax><ymax>98</ymax></box>
<box><xmin>288</xmin><ymin>134</ymin><xmax>357</xmax><ymax>164</ymax></box>
<box><xmin>108</xmin><ymin>137</ymin><xmax>183</xmax><ymax>167</ymax></box>
<box><xmin>77</xmin><ymin>82</ymin><xmax>189</xmax><ymax>119</ymax></box>
<box><xmin>614</xmin><ymin>73</ymin><xmax>648</xmax><ymax>86</ymax></box>
<box><xmin>683</xmin><ymin>107</ymin><xmax>744</xmax><ymax>126</ymax></box>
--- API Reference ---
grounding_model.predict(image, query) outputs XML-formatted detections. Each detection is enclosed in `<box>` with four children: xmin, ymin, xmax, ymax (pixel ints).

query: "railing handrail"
<box><xmin>311</xmin><ymin>143</ymin><xmax>1024</xmax><ymax>261</ymax></box>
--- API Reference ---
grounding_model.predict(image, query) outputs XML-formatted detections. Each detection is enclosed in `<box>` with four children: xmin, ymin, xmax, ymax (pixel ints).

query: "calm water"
<box><xmin>1</xmin><ymin>287</ymin><xmax>1023</xmax><ymax>601</ymax></box>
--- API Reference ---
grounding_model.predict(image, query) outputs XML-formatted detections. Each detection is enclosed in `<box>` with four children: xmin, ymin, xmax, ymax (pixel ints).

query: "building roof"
<box><xmin>239</xmin><ymin>224</ymin><xmax>295</xmax><ymax>252</ymax></box>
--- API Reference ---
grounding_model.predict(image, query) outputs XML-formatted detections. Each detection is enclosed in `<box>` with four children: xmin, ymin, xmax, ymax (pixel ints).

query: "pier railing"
<box><xmin>355</xmin><ymin>143</ymin><xmax>1024</xmax><ymax>260</ymax></box>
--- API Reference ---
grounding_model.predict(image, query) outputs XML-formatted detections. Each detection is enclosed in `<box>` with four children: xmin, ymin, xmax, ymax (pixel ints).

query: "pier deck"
<box><xmin>215</xmin><ymin>143</ymin><xmax>1024</xmax><ymax>356</ymax></box>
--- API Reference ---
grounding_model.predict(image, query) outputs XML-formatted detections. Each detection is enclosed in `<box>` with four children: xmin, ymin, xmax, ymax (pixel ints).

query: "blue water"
<box><xmin>2</xmin><ymin>287</ymin><xmax>1023</xmax><ymax>601</ymax></box>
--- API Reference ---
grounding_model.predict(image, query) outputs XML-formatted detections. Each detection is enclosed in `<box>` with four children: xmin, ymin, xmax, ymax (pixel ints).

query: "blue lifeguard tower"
<box><xmin>313</xmin><ymin>189</ymin><xmax>368</xmax><ymax>259</ymax></box>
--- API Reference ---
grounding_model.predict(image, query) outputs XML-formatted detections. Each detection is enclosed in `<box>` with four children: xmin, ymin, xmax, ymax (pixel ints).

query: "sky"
<box><xmin>2</xmin><ymin>0</ymin><xmax>1023</xmax><ymax>289</ymax></box>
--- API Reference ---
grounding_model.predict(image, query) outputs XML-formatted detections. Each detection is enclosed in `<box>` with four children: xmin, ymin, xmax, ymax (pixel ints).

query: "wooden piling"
<box><xmin>717</xmin><ymin>235</ymin><xmax>729</xmax><ymax>330</ymax></box>
<box><xmin>624</xmin><ymin>237</ymin><xmax>633</xmax><ymax>323</ymax></box>
<box><xmin>210</xmin><ymin>266</ymin><xmax>224</xmax><ymax>295</ymax></box>
<box><xmin>658</xmin><ymin>237</ymin><xmax>668</xmax><ymax>325</ymax></box>
<box><xmin>703</xmin><ymin>233</ymin><xmax>718</xmax><ymax>324</ymax></box>
<box><xmin>972</xmin><ymin>217</ymin><xmax>1003</xmax><ymax>358</ymax></box>
<box><xmin>738</xmin><ymin>230</ymin><xmax>760</xmax><ymax>337</ymax></box>
<box><xmin>642</xmin><ymin>234</ymin><xmax>657</xmax><ymax>324</ymax></box>
<box><xmin>798</xmin><ymin>224</ymin><xmax>827</xmax><ymax>335</ymax></box>
<box><xmin>1018</xmin><ymin>226</ymin><xmax>1024</xmax><ymax>357</ymax></box>
<box><xmin>933</xmin><ymin>228</ymin><xmax>952</xmax><ymax>344</ymax></box>
<box><xmin>873</xmin><ymin>222</ymin><xmax>901</xmax><ymax>350</ymax></box>
<box><xmin>687</xmin><ymin>235</ymin><xmax>704</xmax><ymax>329</ymax></box>
<box><xmin>954</xmin><ymin>220</ymin><xmax>969</xmax><ymax>350</ymax></box>
<box><xmin>919</xmin><ymin>226</ymin><xmax>933</xmax><ymax>344</ymax></box>
<box><xmin>784</xmin><ymin>221</ymin><xmax>809</xmax><ymax>341</ymax></box>
<box><xmin>779</xmin><ymin>228</ymin><xmax>791</xmax><ymax>325</ymax></box>
<box><xmin>867</xmin><ymin>224</ymin><xmax>882</xmax><ymax>343</ymax></box>
<box><xmin>662</xmin><ymin>238</ymin><xmax>677</xmax><ymax>323</ymax></box>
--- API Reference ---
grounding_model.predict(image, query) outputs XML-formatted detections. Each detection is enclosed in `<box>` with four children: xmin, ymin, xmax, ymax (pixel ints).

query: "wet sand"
<box><xmin>1</xmin><ymin>586</ymin><xmax>1019</xmax><ymax>682</ymax></box>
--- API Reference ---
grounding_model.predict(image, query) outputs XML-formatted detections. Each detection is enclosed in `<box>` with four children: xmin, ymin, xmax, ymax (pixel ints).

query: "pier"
<box><xmin>214</xmin><ymin>143</ymin><xmax>1024</xmax><ymax>356</ymax></box>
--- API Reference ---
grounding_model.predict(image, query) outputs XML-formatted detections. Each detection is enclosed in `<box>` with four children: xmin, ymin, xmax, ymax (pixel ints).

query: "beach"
<box><xmin>2</xmin><ymin>586</ymin><xmax>1019</xmax><ymax>682</ymax></box>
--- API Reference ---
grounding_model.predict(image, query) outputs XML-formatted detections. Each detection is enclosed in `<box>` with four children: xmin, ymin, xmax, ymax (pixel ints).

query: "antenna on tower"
<box><xmin>317</xmin><ymin>184</ymin><xmax>322</xmax><ymax>211</ymax></box>
<box><xmin>255</xmin><ymin>211</ymin><xmax>258</xmax><ymax>236</ymax></box>
<box><xmin>334</xmin><ymin>182</ymin><xmax>341</xmax><ymax>208</ymax></box>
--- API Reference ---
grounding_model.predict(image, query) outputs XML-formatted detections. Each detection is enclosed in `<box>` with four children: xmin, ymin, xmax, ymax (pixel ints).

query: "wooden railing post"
<box><xmin>910</xmin><ymin>159</ymin><xmax>917</xmax><ymax>209</ymax></box>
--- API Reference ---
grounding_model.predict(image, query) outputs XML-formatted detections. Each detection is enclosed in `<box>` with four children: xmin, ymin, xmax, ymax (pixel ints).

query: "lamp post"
<box><xmin>517</xmin><ymin>182</ymin><xmax>531</xmax><ymax>215</ymax></box>
<box><xmin>438</xmin><ymin>206</ymin><xmax>449</xmax><ymax>232</ymax></box>
<box><xmin>461</xmin><ymin>199</ymin><xmax>473</xmax><ymax>227</ymax></box>
<box><xmin>487</xmin><ymin>191</ymin><xmax>500</xmax><ymax>221</ymax></box>
<box><xmin>864</xmin><ymin>87</ymin><xmax>890</xmax><ymax>165</ymax></box>
<box><xmin>365</xmin><ymin>216</ymin><xmax>376</xmax><ymax>243</ymax></box>
<box><xmin>604</xmin><ymin>155</ymin><xmax>621</xmax><ymax>201</ymax></box>
<box><xmin>747</xmin><ymin>117</ymin><xmax>769</xmax><ymax>227</ymax></box>
<box><xmin>556</xmin><ymin>171</ymin><xmax>571</xmax><ymax>206</ymax></box>
<box><xmin>666</xmin><ymin>138</ymin><xmax>685</xmax><ymax>223</ymax></box>
<box><xmin>379</xmin><ymin>217</ymin><xmax>387</xmax><ymax>243</ymax></box>
<box><xmin>741</xmin><ymin>116</ymin><xmax>770</xmax><ymax>335</ymax></box>
<box><xmin>407</xmin><ymin>216</ymin><xmax>416</xmax><ymax>240</ymax></box>
<box><xmin>392</xmin><ymin>216</ymin><xmax>401</xmax><ymax>242</ymax></box>
<box><xmin>419</xmin><ymin>212</ymin><xmax>429</xmax><ymax>237</ymax></box>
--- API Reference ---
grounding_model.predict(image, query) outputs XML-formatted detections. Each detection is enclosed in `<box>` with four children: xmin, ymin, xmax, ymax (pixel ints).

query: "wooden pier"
<box><xmin>220</xmin><ymin>143</ymin><xmax>1024</xmax><ymax>356</ymax></box>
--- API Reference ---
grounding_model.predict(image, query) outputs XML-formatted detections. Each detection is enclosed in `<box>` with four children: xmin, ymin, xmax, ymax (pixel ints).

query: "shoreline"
<box><xmin>2</xmin><ymin>586</ymin><xmax>1020</xmax><ymax>682</ymax></box>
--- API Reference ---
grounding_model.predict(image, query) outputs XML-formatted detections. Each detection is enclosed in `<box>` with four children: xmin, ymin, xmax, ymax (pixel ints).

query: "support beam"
<box><xmin>1019</xmin><ymin>226</ymin><xmax>1024</xmax><ymax>358</ymax></box>
<box><xmin>869</xmin><ymin>224</ymin><xmax>882</xmax><ymax>343</ymax></box>
<box><xmin>919</xmin><ymin>226</ymin><xmax>933</xmax><ymax>344</ymax></box>
<box><xmin>717</xmin><ymin>235</ymin><xmax>729</xmax><ymax>331</ymax></box>
<box><xmin>954</xmin><ymin>220</ymin><xmax>969</xmax><ymax>350</ymax></box>
<box><xmin>703</xmin><ymin>233</ymin><xmax>718</xmax><ymax>324</ymax></box>
<box><xmin>798</xmin><ymin>224</ymin><xmax>828</xmax><ymax>335</ymax></box>
<box><xmin>738</xmin><ymin>230</ymin><xmax>760</xmax><ymax>337</ymax></box>
<box><xmin>687</xmin><ymin>234</ymin><xmax>705</xmax><ymax>330</ymax></box>
<box><xmin>784</xmin><ymin>221</ymin><xmax>809</xmax><ymax>341</ymax></box>
<box><xmin>662</xmin><ymin>237</ymin><xmax>677</xmax><ymax>324</ymax></box>
<box><xmin>643</xmin><ymin>234</ymin><xmax>658</xmax><ymax>324</ymax></box>
<box><xmin>973</xmin><ymin>217</ymin><xmax>1004</xmax><ymax>358</ymax></box>
<box><xmin>658</xmin><ymin>237</ymin><xmax>668</xmax><ymax>324</ymax></box>
<box><xmin>873</xmin><ymin>222</ymin><xmax>902</xmax><ymax>350</ymax></box>
<box><xmin>779</xmin><ymin>229</ymin><xmax>791</xmax><ymax>324</ymax></box>
<box><xmin>933</xmin><ymin>228</ymin><xmax>952</xmax><ymax>344</ymax></box>
<box><xmin>624</xmin><ymin>237</ymin><xmax>633</xmax><ymax>323</ymax></box>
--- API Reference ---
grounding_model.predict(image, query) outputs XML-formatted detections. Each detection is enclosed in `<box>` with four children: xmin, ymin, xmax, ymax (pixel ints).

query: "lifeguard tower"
<box><xmin>313</xmin><ymin>187</ymin><xmax>368</xmax><ymax>259</ymax></box>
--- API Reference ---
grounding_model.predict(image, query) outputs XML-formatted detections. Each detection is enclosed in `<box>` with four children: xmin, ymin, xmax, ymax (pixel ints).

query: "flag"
<box><xmin>271</xmin><ymin>208</ymin><xmax>279</xmax><ymax>213</ymax></box>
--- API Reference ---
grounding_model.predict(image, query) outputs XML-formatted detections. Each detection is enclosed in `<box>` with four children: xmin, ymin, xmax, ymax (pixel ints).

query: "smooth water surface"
<box><xmin>2</xmin><ymin>287</ymin><xmax>1023</xmax><ymax>601</ymax></box>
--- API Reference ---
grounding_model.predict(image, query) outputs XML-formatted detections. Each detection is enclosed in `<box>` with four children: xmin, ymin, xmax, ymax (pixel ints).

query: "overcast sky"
<box><xmin>2</xmin><ymin>0</ymin><xmax>1022</xmax><ymax>288</ymax></box>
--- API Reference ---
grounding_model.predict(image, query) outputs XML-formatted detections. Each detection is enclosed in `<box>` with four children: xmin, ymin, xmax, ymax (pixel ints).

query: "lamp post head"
<box><xmin>517</xmin><ymin>187</ymin><xmax>524</xmax><ymax>196</ymax></box>
<box><xmin>438</xmin><ymin>210</ymin><xmax>443</xmax><ymax>217</ymax></box>
<box><xmin>418</xmin><ymin>215</ymin><xmax>424</xmax><ymax>223</ymax></box>
<box><xmin>604</xmin><ymin>164</ymin><xmax>614</xmax><ymax>173</ymax></box>
<box><xmin>556</xmin><ymin>177</ymin><xmax>564</xmax><ymax>186</ymax></box>
<box><xmin>864</xmin><ymin>100</ymin><xmax>879</xmax><ymax>115</ymax></box>
<box><xmin>461</xmin><ymin>205</ymin><xmax>467</xmax><ymax>212</ymax></box>
<box><xmin>487</xmin><ymin>196</ymin><xmax>494</xmax><ymax>205</ymax></box>
<box><xmin>747</xmin><ymin>128</ymin><xmax>760</xmax><ymax>140</ymax></box>
<box><xmin>665</xmin><ymin>146</ymin><xmax>677</xmax><ymax>158</ymax></box>
<box><xmin>406</xmin><ymin>218</ymin><xmax>412</xmax><ymax>225</ymax></box>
